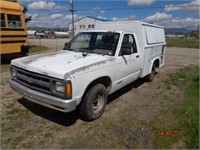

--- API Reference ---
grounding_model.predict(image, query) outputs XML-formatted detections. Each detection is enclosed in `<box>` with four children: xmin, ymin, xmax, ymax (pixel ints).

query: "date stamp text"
<box><xmin>156</xmin><ymin>130</ymin><xmax>186</xmax><ymax>136</ymax></box>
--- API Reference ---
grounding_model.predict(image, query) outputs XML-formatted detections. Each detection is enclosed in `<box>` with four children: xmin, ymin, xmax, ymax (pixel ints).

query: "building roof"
<box><xmin>69</xmin><ymin>16</ymin><xmax>111</xmax><ymax>24</ymax></box>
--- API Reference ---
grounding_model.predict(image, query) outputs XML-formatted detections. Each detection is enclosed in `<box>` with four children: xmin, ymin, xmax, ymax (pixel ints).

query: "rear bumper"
<box><xmin>10</xmin><ymin>80</ymin><xmax>77</xmax><ymax>112</ymax></box>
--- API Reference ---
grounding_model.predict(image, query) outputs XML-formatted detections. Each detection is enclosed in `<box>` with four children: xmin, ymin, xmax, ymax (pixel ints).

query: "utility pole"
<box><xmin>69</xmin><ymin>0</ymin><xmax>75</xmax><ymax>38</ymax></box>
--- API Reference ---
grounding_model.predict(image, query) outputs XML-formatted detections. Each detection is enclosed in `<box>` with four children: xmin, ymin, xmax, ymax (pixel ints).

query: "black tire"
<box><xmin>79</xmin><ymin>84</ymin><xmax>108</xmax><ymax>121</ymax></box>
<box><xmin>146</xmin><ymin>64</ymin><xmax>156</xmax><ymax>82</ymax></box>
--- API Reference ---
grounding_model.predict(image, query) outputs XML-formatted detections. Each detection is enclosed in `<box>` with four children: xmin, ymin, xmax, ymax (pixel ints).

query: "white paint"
<box><xmin>95</xmin><ymin>21</ymin><xmax>166</xmax><ymax>77</ymax></box>
<box><xmin>11</xmin><ymin>21</ymin><xmax>166</xmax><ymax>113</ymax></box>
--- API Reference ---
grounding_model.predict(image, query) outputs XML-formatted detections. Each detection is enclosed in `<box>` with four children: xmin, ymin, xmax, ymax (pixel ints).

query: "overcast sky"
<box><xmin>17</xmin><ymin>0</ymin><xmax>200</xmax><ymax>29</ymax></box>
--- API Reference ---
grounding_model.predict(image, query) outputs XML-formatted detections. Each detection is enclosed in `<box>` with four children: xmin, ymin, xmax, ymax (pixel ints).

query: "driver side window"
<box><xmin>120</xmin><ymin>34</ymin><xmax>137</xmax><ymax>55</ymax></box>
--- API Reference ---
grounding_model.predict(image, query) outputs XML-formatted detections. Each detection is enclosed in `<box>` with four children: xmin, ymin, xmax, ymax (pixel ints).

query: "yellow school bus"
<box><xmin>0</xmin><ymin>0</ymin><xmax>29</xmax><ymax>55</ymax></box>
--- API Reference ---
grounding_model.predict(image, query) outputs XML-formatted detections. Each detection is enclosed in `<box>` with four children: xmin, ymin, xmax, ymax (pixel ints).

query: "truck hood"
<box><xmin>11</xmin><ymin>50</ymin><xmax>113</xmax><ymax>79</ymax></box>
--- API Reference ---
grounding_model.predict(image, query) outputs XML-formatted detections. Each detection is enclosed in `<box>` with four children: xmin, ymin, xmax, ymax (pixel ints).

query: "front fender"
<box><xmin>69</xmin><ymin>71</ymin><xmax>113</xmax><ymax>105</ymax></box>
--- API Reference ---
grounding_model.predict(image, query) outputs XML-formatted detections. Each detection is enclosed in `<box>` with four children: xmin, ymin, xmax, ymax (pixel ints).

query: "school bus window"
<box><xmin>1</xmin><ymin>13</ymin><xmax>6</xmax><ymax>27</ymax></box>
<box><xmin>7</xmin><ymin>14</ymin><xmax>22</xmax><ymax>28</ymax></box>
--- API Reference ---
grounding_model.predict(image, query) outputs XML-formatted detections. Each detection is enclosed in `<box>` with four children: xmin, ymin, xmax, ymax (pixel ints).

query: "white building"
<box><xmin>69</xmin><ymin>16</ymin><xmax>111</xmax><ymax>35</ymax></box>
<box><xmin>27</xmin><ymin>30</ymin><xmax>36</xmax><ymax>38</ymax></box>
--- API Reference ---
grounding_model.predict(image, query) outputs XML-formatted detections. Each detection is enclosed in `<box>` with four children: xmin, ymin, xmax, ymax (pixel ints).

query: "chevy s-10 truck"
<box><xmin>10</xmin><ymin>21</ymin><xmax>166</xmax><ymax>121</ymax></box>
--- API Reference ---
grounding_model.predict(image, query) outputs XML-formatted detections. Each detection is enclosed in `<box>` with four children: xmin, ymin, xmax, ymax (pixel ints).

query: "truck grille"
<box><xmin>15</xmin><ymin>67</ymin><xmax>51</xmax><ymax>94</ymax></box>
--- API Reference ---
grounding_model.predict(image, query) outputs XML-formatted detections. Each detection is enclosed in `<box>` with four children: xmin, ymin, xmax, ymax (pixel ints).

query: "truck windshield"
<box><xmin>64</xmin><ymin>32</ymin><xmax>120</xmax><ymax>56</ymax></box>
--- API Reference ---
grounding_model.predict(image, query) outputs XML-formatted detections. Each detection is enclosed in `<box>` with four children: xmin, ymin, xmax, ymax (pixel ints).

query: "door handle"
<box><xmin>136</xmin><ymin>55</ymin><xmax>139</xmax><ymax>58</ymax></box>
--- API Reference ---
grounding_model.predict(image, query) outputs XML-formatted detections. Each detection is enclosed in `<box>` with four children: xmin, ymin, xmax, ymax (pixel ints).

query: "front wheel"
<box><xmin>146</xmin><ymin>64</ymin><xmax>156</xmax><ymax>82</ymax></box>
<box><xmin>79</xmin><ymin>84</ymin><xmax>108</xmax><ymax>121</ymax></box>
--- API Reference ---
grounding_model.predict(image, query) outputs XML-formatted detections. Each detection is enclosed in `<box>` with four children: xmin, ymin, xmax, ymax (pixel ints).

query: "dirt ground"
<box><xmin>0</xmin><ymin>39</ymin><xmax>199</xmax><ymax>149</ymax></box>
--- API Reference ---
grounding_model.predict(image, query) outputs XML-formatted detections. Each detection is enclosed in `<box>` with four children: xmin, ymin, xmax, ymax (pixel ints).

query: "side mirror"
<box><xmin>121</xmin><ymin>47</ymin><xmax>132</xmax><ymax>55</ymax></box>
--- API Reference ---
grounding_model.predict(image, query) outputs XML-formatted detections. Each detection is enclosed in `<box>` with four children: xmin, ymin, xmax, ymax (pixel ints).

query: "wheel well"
<box><xmin>85</xmin><ymin>77</ymin><xmax>112</xmax><ymax>94</ymax></box>
<box><xmin>154</xmin><ymin>59</ymin><xmax>160</xmax><ymax>68</ymax></box>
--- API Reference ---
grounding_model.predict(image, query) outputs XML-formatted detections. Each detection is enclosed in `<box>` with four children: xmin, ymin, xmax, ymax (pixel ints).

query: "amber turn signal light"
<box><xmin>66</xmin><ymin>82</ymin><xmax>72</xmax><ymax>97</ymax></box>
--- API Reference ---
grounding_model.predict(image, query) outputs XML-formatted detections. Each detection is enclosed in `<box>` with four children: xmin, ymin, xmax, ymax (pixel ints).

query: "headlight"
<box><xmin>11</xmin><ymin>67</ymin><xmax>16</xmax><ymax>78</ymax></box>
<box><xmin>54</xmin><ymin>81</ymin><xmax>72</xmax><ymax>98</ymax></box>
<box><xmin>55</xmin><ymin>81</ymin><xmax>65</xmax><ymax>93</ymax></box>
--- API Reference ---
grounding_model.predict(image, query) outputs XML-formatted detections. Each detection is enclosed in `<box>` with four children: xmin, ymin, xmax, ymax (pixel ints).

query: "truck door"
<box><xmin>114</xmin><ymin>33</ymin><xmax>141</xmax><ymax>89</ymax></box>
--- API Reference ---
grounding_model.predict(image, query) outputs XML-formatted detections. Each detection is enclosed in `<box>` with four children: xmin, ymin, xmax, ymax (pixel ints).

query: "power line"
<box><xmin>74</xmin><ymin>5</ymin><xmax>199</xmax><ymax>12</ymax></box>
<box><xmin>28</xmin><ymin>5</ymin><xmax>199</xmax><ymax>13</ymax></box>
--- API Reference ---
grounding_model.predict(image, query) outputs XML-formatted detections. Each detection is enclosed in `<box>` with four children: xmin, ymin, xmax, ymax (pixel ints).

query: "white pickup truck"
<box><xmin>10</xmin><ymin>21</ymin><xmax>166</xmax><ymax>121</ymax></box>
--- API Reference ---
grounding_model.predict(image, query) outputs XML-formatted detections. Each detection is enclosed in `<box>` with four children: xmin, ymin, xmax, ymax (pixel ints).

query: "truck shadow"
<box><xmin>18</xmin><ymin>74</ymin><xmax>157</xmax><ymax>127</ymax></box>
<box><xmin>18</xmin><ymin>98</ymin><xmax>79</xmax><ymax>126</ymax></box>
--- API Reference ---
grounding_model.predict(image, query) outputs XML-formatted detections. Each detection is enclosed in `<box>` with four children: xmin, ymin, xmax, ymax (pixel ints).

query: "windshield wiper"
<box><xmin>63</xmin><ymin>48</ymin><xmax>80</xmax><ymax>52</ymax></box>
<box><xmin>78</xmin><ymin>49</ymin><xmax>104</xmax><ymax>55</ymax></box>
<box><xmin>78</xmin><ymin>49</ymin><xmax>93</xmax><ymax>53</ymax></box>
<box><xmin>64</xmin><ymin>48</ymin><xmax>103</xmax><ymax>55</ymax></box>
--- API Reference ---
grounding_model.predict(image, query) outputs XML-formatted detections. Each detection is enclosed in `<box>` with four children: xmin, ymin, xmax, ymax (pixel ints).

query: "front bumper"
<box><xmin>10</xmin><ymin>80</ymin><xmax>77</xmax><ymax>112</ymax></box>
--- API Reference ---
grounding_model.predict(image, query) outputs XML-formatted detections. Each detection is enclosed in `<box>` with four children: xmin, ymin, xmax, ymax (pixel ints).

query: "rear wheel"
<box><xmin>146</xmin><ymin>64</ymin><xmax>156</xmax><ymax>82</ymax></box>
<box><xmin>79</xmin><ymin>84</ymin><xmax>108</xmax><ymax>121</ymax></box>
